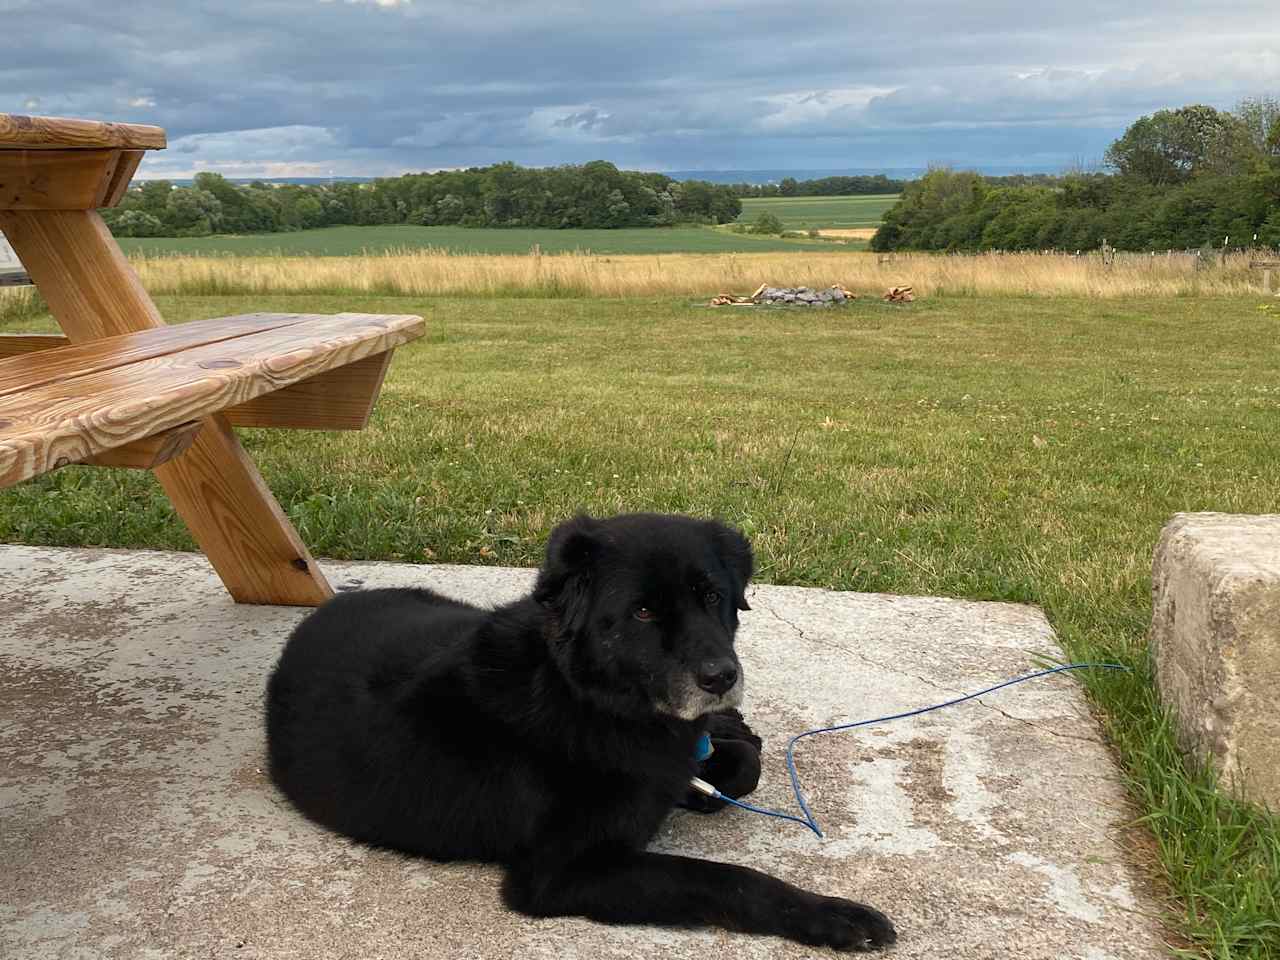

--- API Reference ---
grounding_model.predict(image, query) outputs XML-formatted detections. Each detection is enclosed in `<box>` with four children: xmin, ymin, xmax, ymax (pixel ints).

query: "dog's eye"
<box><xmin>704</xmin><ymin>590</ymin><xmax>721</xmax><ymax>605</ymax></box>
<box><xmin>633</xmin><ymin>607</ymin><xmax>656</xmax><ymax>622</ymax></box>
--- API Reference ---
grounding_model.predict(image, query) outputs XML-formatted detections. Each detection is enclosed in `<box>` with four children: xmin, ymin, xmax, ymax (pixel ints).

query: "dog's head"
<box><xmin>533</xmin><ymin>513</ymin><xmax>753</xmax><ymax>722</ymax></box>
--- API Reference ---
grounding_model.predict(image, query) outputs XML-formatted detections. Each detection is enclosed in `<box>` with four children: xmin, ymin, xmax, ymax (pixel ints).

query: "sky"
<box><xmin>3</xmin><ymin>0</ymin><xmax>1278</xmax><ymax>180</ymax></box>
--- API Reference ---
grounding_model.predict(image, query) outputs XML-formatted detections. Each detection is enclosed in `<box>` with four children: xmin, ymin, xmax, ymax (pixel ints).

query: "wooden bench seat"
<box><xmin>0</xmin><ymin>311</ymin><xmax>423</xmax><ymax>489</ymax></box>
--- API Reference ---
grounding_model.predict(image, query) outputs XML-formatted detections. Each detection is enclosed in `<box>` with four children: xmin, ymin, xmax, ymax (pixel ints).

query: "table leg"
<box><xmin>0</xmin><ymin>209</ymin><xmax>333</xmax><ymax>605</ymax></box>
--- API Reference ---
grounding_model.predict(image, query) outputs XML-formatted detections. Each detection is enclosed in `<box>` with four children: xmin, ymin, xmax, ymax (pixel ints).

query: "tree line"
<box><xmin>727</xmin><ymin>175</ymin><xmax>905</xmax><ymax>198</ymax></box>
<box><xmin>871</xmin><ymin>98</ymin><xmax>1280</xmax><ymax>253</ymax></box>
<box><xmin>102</xmin><ymin>161</ymin><xmax>743</xmax><ymax>237</ymax></box>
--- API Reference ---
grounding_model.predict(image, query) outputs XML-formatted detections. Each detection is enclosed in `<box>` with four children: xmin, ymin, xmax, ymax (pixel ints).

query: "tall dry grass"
<box><xmin>127</xmin><ymin>248</ymin><xmax>1272</xmax><ymax>299</ymax></box>
<box><xmin>2</xmin><ymin>249</ymin><xmax>1273</xmax><ymax>317</ymax></box>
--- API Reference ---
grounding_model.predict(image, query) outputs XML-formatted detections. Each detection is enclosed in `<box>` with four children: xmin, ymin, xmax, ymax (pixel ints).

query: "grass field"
<box><xmin>115</xmin><ymin>224</ymin><xmax>840</xmax><ymax>257</ymax></box>
<box><xmin>110</xmin><ymin>195</ymin><xmax>899</xmax><ymax>258</ymax></box>
<box><xmin>2</xmin><ymin>292</ymin><xmax>1278</xmax><ymax>957</ymax></box>
<box><xmin>738</xmin><ymin>194</ymin><xmax>899</xmax><ymax>230</ymax></box>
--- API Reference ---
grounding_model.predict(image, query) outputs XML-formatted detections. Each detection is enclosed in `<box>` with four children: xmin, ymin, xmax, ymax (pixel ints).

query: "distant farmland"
<box><xmin>115</xmin><ymin>224</ymin><xmax>845</xmax><ymax>257</ymax></box>
<box><xmin>738</xmin><ymin>194</ymin><xmax>898</xmax><ymax>230</ymax></box>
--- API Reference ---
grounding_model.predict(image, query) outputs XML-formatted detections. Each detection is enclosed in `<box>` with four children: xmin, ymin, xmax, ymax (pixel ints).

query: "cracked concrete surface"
<box><xmin>1</xmin><ymin>545</ymin><xmax>1171</xmax><ymax>958</ymax></box>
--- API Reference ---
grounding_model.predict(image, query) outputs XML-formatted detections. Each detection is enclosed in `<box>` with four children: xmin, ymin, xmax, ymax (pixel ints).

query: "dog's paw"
<box><xmin>686</xmin><ymin>739</ymin><xmax>760</xmax><ymax>812</ymax></box>
<box><xmin>705</xmin><ymin>709</ymin><xmax>763</xmax><ymax>751</ymax></box>
<box><xmin>784</xmin><ymin>896</ymin><xmax>897</xmax><ymax>952</ymax></box>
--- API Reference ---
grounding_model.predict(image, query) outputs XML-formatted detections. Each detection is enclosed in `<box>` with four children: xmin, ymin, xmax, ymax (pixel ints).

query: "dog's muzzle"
<box><xmin>657</xmin><ymin>670</ymin><xmax>744</xmax><ymax>721</ymax></box>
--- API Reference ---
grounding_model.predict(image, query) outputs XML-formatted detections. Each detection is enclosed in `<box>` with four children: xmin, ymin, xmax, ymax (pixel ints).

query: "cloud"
<box><xmin>1</xmin><ymin>0</ymin><xmax>1277</xmax><ymax>174</ymax></box>
<box><xmin>319</xmin><ymin>0</ymin><xmax>412</xmax><ymax>7</ymax></box>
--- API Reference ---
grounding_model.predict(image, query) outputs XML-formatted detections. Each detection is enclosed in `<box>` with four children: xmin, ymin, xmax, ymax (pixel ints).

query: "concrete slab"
<box><xmin>1</xmin><ymin>545</ymin><xmax>1169</xmax><ymax>959</ymax></box>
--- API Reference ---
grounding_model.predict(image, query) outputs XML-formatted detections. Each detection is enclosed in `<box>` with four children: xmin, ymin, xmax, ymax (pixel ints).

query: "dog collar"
<box><xmin>694</xmin><ymin>732</ymin><xmax>713</xmax><ymax>762</ymax></box>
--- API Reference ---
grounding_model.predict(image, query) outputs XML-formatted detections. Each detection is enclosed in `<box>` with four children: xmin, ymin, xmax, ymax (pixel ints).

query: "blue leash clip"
<box><xmin>694</xmin><ymin>732</ymin><xmax>714</xmax><ymax>762</ymax></box>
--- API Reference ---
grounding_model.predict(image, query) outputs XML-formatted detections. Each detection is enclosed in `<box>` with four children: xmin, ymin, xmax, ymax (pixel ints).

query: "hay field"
<box><xmin>1</xmin><ymin>249</ymin><xmax>1270</xmax><ymax>327</ymax></box>
<box><xmin>102</xmin><ymin>249</ymin><xmax>1280</xmax><ymax>298</ymax></box>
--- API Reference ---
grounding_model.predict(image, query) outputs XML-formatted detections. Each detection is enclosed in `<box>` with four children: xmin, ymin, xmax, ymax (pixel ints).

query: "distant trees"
<box><xmin>730</xmin><ymin>174</ymin><xmax>905</xmax><ymax>198</ymax></box>
<box><xmin>872</xmin><ymin>99</ymin><xmax>1280</xmax><ymax>253</ymax></box>
<box><xmin>101</xmin><ymin>162</ymin><xmax>742</xmax><ymax>237</ymax></box>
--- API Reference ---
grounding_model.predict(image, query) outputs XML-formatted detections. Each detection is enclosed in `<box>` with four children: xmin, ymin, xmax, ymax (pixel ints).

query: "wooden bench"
<box><xmin>0</xmin><ymin>113</ymin><xmax>425</xmax><ymax>606</ymax></box>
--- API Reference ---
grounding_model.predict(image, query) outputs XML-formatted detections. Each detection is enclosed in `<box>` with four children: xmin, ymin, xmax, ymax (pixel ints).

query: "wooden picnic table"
<box><xmin>0</xmin><ymin>114</ymin><xmax>425</xmax><ymax>605</ymax></box>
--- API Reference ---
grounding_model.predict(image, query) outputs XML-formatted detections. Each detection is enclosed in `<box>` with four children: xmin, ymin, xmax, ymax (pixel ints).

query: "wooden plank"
<box><xmin>225</xmin><ymin>350</ymin><xmax>394</xmax><ymax>430</ymax></box>
<box><xmin>80</xmin><ymin>421</ymin><xmax>202</xmax><ymax>469</ymax></box>
<box><xmin>155</xmin><ymin>415</ymin><xmax>333</xmax><ymax>607</ymax></box>
<box><xmin>102</xmin><ymin>150</ymin><xmax>144</xmax><ymax>207</ymax></box>
<box><xmin>0</xmin><ymin>114</ymin><xmax>167</xmax><ymax>151</ymax></box>
<box><xmin>0</xmin><ymin>209</ymin><xmax>166</xmax><ymax>341</ymax></box>
<box><xmin>0</xmin><ymin>313</ymin><xmax>324</xmax><ymax>397</ymax></box>
<box><xmin>0</xmin><ymin>149</ymin><xmax>126</xmax><ymax>210</ymax></box>
<box><xmin>0</xmin><ymin>333</ymin><xmax>67</xmax><ymax>358</ymax></box>
<box><xmin>0</xmin><ymin>313</ymin><xmax>423</xmax><ymax>487</ymax></box>
<box><xmin>0</xmin><ymin>207</ymin><xmax>331</xmax><ymax>606</ymax></box>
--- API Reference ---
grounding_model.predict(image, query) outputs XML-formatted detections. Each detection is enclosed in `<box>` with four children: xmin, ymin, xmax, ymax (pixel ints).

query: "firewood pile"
<box><xmin>707</xmin><ymin>283</ymin><xmax>917</xmax><ymax>306</ymax></box>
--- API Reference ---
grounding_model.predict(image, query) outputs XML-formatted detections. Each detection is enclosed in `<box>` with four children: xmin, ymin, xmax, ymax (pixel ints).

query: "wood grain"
<box><xmin>102</xmin><ymin>150</ymin><xmax>144</xmax><ymax>208</ymax></box>
<box><xmin>0</xmin><ymin>314</ymin><xmax>323</xmax><ymax>396</ymax></box>
<box><xmin>0</xmin><ymin>149</ymin><xmax>123</xmax><ymax>210</ymax></box>
<box><xmin>0</xmin><ymin>313</ymin><xmax>424</xmax><ymax>487</ymax></box>
<box><xmin>0</xmin><ymin>333</ymin><xmax>69</xmax><ymax>359</ymax></box>
<box><xmin>155</xmin><ymin>415</ymin><xmax>333</xmax><ymax>606</ymax></box>
<box><xmin>225</xmin><ymin>350</ymin><xmax>394</xmax><ymax>430</ymax></box>
<box><xmin>0</xmin><ymin>209</ymin><xmax>165</xmax><ymax>341</ymax></box>
<box><xmin>0</xmin><ymin>114</ymin><xmax>167</xmax><ymax>151</ymax></box>
<box><xmin>80</xmin><ymin>421</ymin><xmax>202</xmax><ymax>469</ymax></box>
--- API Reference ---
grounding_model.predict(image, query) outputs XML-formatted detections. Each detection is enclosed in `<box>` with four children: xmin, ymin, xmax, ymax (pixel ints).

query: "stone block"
<box><xmin>1150</xmin><ymin>512</ymin><xmax>1280</xmax><ymax>809</ymax></box>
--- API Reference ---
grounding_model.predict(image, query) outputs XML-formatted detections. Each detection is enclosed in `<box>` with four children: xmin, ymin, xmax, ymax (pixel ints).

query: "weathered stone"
<box><xmin>1150</xmin><ymin>512</ymin><xmax>1280</xmax><ymax>810</ymax></box>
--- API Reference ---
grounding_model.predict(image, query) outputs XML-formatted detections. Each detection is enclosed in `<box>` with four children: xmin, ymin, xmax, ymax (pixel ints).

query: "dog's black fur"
<box><xmin>266</xmin><ymin>513</ymin><xmax>895</xmax><ymax>951</ymax></box>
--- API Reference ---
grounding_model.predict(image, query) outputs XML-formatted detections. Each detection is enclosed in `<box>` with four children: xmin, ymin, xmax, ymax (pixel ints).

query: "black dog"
<box><xmin>266</xmin><ymin>513</ymin><xmax>895</xmax><ymax>951</ymax></box>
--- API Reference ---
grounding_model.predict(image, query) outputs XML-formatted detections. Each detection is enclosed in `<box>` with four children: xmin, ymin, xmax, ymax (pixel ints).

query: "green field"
<box><xmin>738</xmin><ymin>194</ymin><xmax>899</xmax><ymax>229</ymax></box>
<box><xmin>3</xmin><ymin>292</ymin><xmax>1278</xmax><ymax>958</ymax></box>
<box><xmin>116</xmin><ymin>224</ymin><xmax>841</xmax><ymax>257</ymax></box>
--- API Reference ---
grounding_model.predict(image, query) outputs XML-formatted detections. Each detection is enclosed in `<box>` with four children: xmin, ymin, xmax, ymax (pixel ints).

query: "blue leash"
<box><xmin>705</xmin><ymin>662</ymin><xmax>1129</xmax><ymax>838</ymax></box>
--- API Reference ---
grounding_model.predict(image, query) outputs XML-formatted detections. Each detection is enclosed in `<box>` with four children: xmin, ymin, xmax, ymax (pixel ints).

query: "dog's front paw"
<box><xmin>784</xmin><ymin>895</ymin><xmax>896</xmax><ymax>952</ymax></box>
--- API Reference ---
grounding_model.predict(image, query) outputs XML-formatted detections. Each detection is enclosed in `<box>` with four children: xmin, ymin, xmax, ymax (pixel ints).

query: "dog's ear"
<box><xmin>710</xmin><ymin>521</ymin><xmax>754</xmax><ymax>611</ymax></box>
<box><xmin>533</xmin><ymin>514</ymin><xmax>603</xmax><ymax>631</ymax></box>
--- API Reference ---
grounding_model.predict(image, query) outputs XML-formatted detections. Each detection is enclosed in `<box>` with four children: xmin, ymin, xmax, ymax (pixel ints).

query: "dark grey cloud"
<box><xmin>2</xmin><ymin>0</ymin><xmax>1277</xmax><ymax>176</ymax></box>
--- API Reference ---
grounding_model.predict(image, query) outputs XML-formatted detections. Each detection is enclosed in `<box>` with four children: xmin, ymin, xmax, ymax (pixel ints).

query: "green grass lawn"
<box><xmin>738</xmin><ymin>194</ymin><xmax>899</xmax><ymax>229</ymax></box>
<box><xmin>116</xmin><ymin>224</ymin><xmax>843</xmax><ymax>257</ymax></box>
<box><xmin>3</xmin><ymin>293</ymin><xmax>1279</xmax><ymax>957</ymax></box>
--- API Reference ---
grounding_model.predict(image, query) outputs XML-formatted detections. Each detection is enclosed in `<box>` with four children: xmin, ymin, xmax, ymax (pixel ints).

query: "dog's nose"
<box><xmin>696</xmin><ymin>659</ymin><xmax>738</xmax><ymax>696</ymax></box>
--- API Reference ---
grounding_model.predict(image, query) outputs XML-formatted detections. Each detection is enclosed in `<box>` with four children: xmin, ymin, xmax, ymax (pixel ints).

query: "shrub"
<box><xmin>749</xmin><ymin>212</ymin><xmax>785</xmax><ymax>235</ymax></box>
